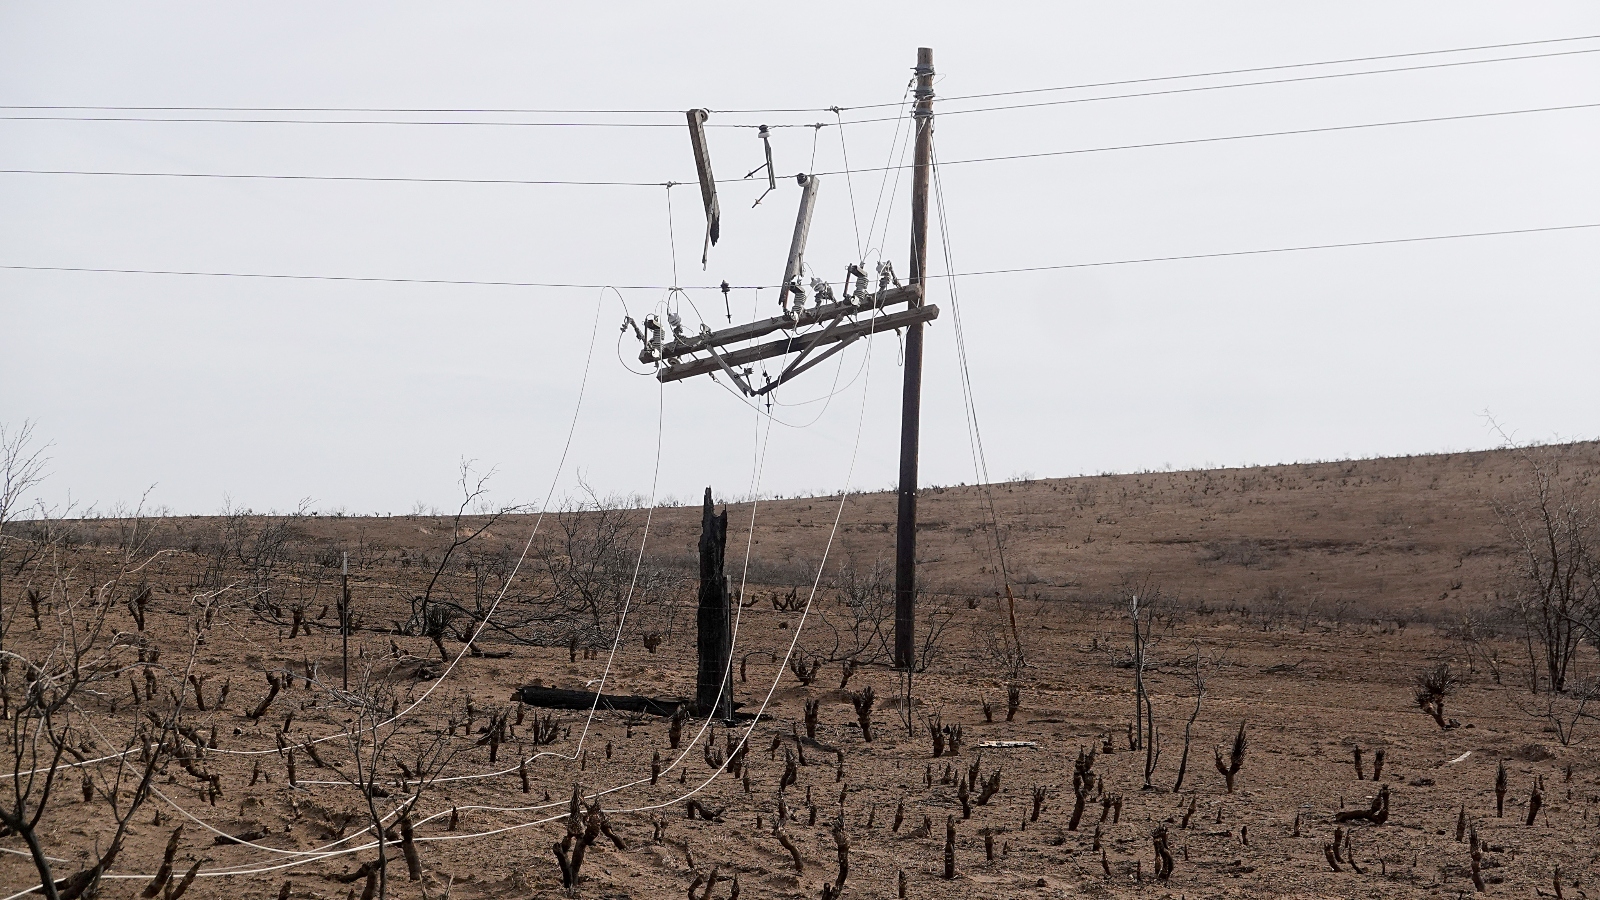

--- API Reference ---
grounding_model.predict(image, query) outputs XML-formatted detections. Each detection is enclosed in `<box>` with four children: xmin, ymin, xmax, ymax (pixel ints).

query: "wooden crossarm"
<box><xmin>642</xmin><ymin>284</ymin><xmax>921</xmax><ymax>364</ymax></box>
<box><xmin>657</xmin><ymin>304</ymin><xmax>939</xmax><ymax>384</ymax></box>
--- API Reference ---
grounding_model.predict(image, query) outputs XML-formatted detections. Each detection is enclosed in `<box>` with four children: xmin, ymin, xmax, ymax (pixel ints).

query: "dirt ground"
<box><xmin>3</xmin><ymin>443</ymin><xmax>1598</xmax><ymax>899</ymax></box>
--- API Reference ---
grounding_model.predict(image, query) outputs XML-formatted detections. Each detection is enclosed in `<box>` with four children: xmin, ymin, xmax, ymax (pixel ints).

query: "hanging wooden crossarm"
<box><xmin>643</xmin><ymin>283</ymin><xmax>923</xmax><ymax>365</ymax></box>
<box><xmin>654</xmin><ymin>302</ymin><xmax>938</xmax><ymax>386</ymax></box>
<box><xmin>686</xmin><ymin>108</ymin><xmax>720</xmax><ymax>266</ymax></box>
<box><xmin>778</xmin><ymin>174</ymin><xmax>821</xmax><ymax>310</ymax></box>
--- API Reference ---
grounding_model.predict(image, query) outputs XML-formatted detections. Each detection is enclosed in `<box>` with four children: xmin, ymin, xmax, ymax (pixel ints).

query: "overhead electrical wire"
<box><xmin>4</xmin><ymin>99</ymin><xmax>1594</xmax><ymax>189</ymax></box>
<box><xmin>931</xmin><ymin>33</ymin><xmax>1600</xmax><ymax>104</ymax></box>
<box><xmin>5</xmin><ymin>223</ymin><xmax>1595</xmax><ymax>294</ymax></box>
<box><xmin>3</xmin><ymin>34</ymin><xmax>1595</xmax><ymax>121</ymax></box>
<box><xmin>924</xmin><ymin>46</ymin><xmax>1600</xmax><ymax>119</ymax></box>
<box><xmin>0</xmin><ymin>46</ymin><xmax>1592</xmax><ymax>133</ymax></box>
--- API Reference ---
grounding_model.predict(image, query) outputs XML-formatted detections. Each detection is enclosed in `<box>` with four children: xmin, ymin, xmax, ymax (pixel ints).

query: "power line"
<box><xmin>895</xmin><ymin>48</ymin><xmax>1600</xmax><ymax>125</ymax></box>
<box><xmin>0</xmin><ymin>265</ymin><xmax>712</xmax><ymax>290</ymax></box>
<box><xmin>920</xmin><ymin>102</ymin><xmax>1600</xmax><ymax>171</ymax></box>
<box><xmin>4</xmin><ymin>47</ymin><xmax>1595</xmax><ymax>129</ymax></box>
<box><xmin>3</xmin><ymin>223</ymin><xmax>1593</xmax><ymax>291</ymax></box>
<box><xmin>934</xmin><ymin>34</ymin><xmax>1600</xmax><ymax>104</ymax></box>
<box><xmin>0</xmin><ymin>168</ymin><xmax>670</xmax><ymax>187</ymax></box>
<box><xmin>946</xmin><ymin>223</ymin><xmax>1600</xmax><ymax>277</ymax></box>
<box><xmin>0</xmin><ymin>114</ymin><xmax>803</xmax><ymax>128</ymax></box>
<box><xmin>4</xmin><ymin>32</ymin><xmax>1596</xmax><ymax>118</ymax></box>
<box><xmin>0</xmin><ymin>104</ymin><xmax>846</xmax><ymax>115</ymax></box>
<box><xmin>6</xmin><ymin>100</ymin><xmax>1594</xmax><ymax>188</ymax></box>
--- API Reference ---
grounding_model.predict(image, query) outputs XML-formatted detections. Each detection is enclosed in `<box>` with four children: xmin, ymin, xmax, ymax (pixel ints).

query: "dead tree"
<box><xmin>1068</xmin><ymin>747</ymin><xmax>1096</xmax><ymax>830</ymax></box>
<box><xmin>943</xmin><ymin>816</ymin><xmax>957</xmax><ymax>879</ymax></box>
<box><xmin>1495</xmin><ymin>759</ymin><xmax>1507</xmax><ymax>817</ymax></box>
<box><xmin>1152</xmin><ymin>825</ymin><xmax>1174</xmax><ymax>880</ymax></box>
<box><xmin>1413</xmin><ymin>662</ymin><xmax>1460</xmax><ymax>729</ymax></box>
<box><xmin>324</xmin><ymin>665</ymin><xmax>455</xmax><ymax>900</ymax></box>
<box><xmin>1129</xmin><ymin>592</ymin><xmax>1156</xmax><ymax>751</ymax></box>
<box><xmin>849</xmin><ymin>686</ymin><xmax>876</xmax><ymax>742</ymax></box>
<box><xmin>1492</xmin><ymin>441</ymin><xmax>1598</xmax><ymax>694</ymax></box>
<box><xmin>1333</xmin><ymin>784</ymin><xmax>1390</xmax><ymax>825</ymax></box>
<box><xmin>789</xmin><ymin>653</ymin><xmax>821</xmax><ymax>687</ymax></box>
<box><xmin>975</xmin><ymin>768</ymin><xmax>1002</xmax><ymax>806</ymax></box>
<box><xmin>554</xmin><ymin>786</ymin><xmax>600</xmax><ymax>893</ymax></box>
<box><xmin>2</xmin><ymin>508</ymin><xmax>191</xmax><ymax>900</ymax></box>
<box><xmin>829</xmin><ymin>816</ymin><xmax>850</xmax><ymax>894</ymax></box>
<box><xmin>772</xmin><ymin>819</ymin><xmax>803</xmax><ymax>873</ymax></box>
<box><xmin>1469</xmin><ymin>829</ymin><xmax>1486</xmax><ymax>891</ymax></box>
<box><xmin>1214</xmin><ymin>721</ymin><xmax>1246</xmax><ymax>793</ymax></box>
<box><xmin>1172</xmin><ymin>650</ymin><xmax>1206</xmax><ymax>792</ymax></box>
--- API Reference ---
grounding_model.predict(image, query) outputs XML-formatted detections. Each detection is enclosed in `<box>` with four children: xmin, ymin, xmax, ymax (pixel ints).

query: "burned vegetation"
<box><xmin>1</xmin><ymin>434</ymin><xmax>1599</xmax><ymax>898</ymax></box>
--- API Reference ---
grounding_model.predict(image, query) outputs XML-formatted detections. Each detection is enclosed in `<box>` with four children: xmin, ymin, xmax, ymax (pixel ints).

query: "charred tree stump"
<box><xmin>696</xmin><ymin>488</ymin><xmax>734</xmax><ymax>720</ymax></box>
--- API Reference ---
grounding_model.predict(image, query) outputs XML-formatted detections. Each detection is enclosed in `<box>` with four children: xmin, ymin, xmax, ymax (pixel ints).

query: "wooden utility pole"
<box><xmin>895</xmin><ymin>47</ymin><xmax>935</xmax><ymax>670</ymax></box>
<box><xmin>696</xmin><ymin>488</ymin><xmax>734</xmax><ymax>720</ymax></box>
<box><xmin>630</xmin><ymin>52</ymin><xmax>939</xmax><ymax>673</ymax></box>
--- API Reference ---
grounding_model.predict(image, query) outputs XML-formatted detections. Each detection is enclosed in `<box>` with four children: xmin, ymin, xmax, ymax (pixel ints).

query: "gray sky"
<box><xmin>3</xmin><ymin>3</ymin><xmax>1598</xmax><ymax>516</ymax></box>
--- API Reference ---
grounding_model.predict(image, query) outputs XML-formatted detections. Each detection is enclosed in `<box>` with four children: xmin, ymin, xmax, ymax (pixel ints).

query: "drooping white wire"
<box><xmin>0</xmin><ymin>290</ymin><xmax>627</xmax><ymax>894</ymax></box>
<box><xmin>413</xmin><ymin>285</ymin><xmax>886</xmax><ymax>841</ymax></box>
<box><xmin>2</xmin><ymin>99</ymin><xmax>908</xmax><ymax>890</ymax></box>
<box><xmin>4</xmin><ymin>294</ymin><xmax>878</xmax><ymax>900</ymax></box>
<box><xmin>141</xmin><ymin>280</ymin><xmax>882</xmax><ymax>883</ymax></box>
<box><xmin>230</xmin><ymin>284</ymin><xmax>611</xmax><ymax>754</ymax></box>
<box><xmin>4</xmin><ymin>311</ymin><xmax>791</xmax><ymax>894</ymax></box>
<box><xmin>569</xmin><ymin>375</ymin><xmax>665</xmax><ymax>758</ymax></box>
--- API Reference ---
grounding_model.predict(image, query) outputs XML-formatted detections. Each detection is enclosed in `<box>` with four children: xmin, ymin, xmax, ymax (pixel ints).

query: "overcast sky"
<box><xmin>3</xmin><ymin>3</ymin><xmax>1598</xmax><ymax>517</ymax></box>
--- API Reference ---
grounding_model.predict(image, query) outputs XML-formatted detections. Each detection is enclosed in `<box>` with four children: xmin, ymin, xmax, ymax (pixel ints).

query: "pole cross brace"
<box><xmin>642</xmin><ymin>284</ymin><xmax>921</xmax><ymax>365</ymax></box>
<box><xmin>657</xmin><ymin>303</ymin><xmax>938</xmax><ymax>385</ymax></box>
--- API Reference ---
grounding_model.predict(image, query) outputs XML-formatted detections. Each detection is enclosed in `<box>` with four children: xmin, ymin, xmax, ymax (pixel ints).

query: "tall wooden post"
<box><xmin>895</xmin><ymin>47</ymin><xmax>935</xmax><ymax>670</ymax></box>
<box><xmin>340</xmin><ymin>552</ymin><xmax>350</xmax><ymax>691</ymax></box>
<box><xmin>696</xmin><ymin>487</ymin><xmax>734</xmax><ymax>719</ymax></box>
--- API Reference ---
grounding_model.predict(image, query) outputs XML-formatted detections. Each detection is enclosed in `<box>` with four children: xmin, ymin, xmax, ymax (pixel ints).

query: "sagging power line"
<box><xmin>4</xmin><ymin>222</ymin><xmax>1595</xmax><ymax>293</ymax></box>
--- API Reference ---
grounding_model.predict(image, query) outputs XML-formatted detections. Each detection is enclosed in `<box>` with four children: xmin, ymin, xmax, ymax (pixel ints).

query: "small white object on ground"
<box><xmin>978</xmin><ymin>740</ymin><xmax>1038</xmax><ymax>749</ymax></box>
<box><xmin>1447</xmin><ymin>751</ymin><xmax>1473</xmax><ymax>764</ymax></box>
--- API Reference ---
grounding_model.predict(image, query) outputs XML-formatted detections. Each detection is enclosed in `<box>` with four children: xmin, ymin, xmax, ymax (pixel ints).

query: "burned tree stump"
<box><xmin>1333</xmin><ymin>784</ymin><xmax>1390</xmax><ymax>825</ymax></box>
<box><xmin>696</xmin><ymin>488</ymin><xmax>734</xmax><ymax>719</ymax></box>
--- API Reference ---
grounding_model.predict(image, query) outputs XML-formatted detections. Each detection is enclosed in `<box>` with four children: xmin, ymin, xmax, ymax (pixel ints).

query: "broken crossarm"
<box><xmin>643</xmin><ymin>283</ymin><xmax>921</xmax><ymax>363</ymax></box>
<box><xmin>778</xmin><ymin>174</ymin><xmax>820</xmax><ymax>309</ymax></box>
<box><xmin>686</xmin><ymin>108</ymin><xmax>720</xmax><ymax>266</ymax></box>
<box><xmin>657</xmin><ymin>304</ymin><xmax>939</xmax><ymax>384</ymax></box>
<box><xmin>754</xmin><ymin>310</ymin><xmax>854</xmax><ymax>396</ymax></box>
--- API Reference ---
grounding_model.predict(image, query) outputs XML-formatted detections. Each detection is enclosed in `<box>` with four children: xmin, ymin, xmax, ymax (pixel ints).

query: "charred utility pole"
<box><xmin>894</xmin><ymin>47</ymin><xmax>935</xmax><ymax>670</ymax></box>
<box><xmin>696</xmin><ymin>488</ymin><xmax>734</xmax><ymax>721</ymax></box>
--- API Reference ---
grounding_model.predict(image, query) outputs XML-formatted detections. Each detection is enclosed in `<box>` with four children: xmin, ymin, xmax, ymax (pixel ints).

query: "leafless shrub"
<box><xmin>849</xmin><ymin>686</ymin><xmax>876</xmax><ymax>742</ymax></box>
<box><xmin>1214</xmin><ymin>722</ymin><xmax>1246</xmax><ymax>793</ymax></box>
<box><xmin>1413</xmin><ymin>663</ymin><xmax>1461</xmax><ymax>729</ymax></box>
<box><xmin>1491</xmin><ymin>438</ymin><xmax>1599</xmax><ymax>694</ymax></box>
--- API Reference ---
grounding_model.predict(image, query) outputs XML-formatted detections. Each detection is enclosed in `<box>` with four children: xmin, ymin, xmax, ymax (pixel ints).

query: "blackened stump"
<box><xmin>697</xmin><ymin>488</ymin><xmax>734</xmax><ymax>719</ymax></box>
